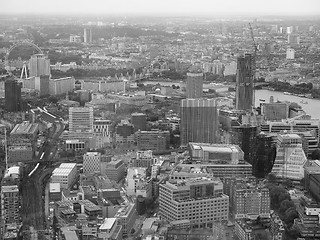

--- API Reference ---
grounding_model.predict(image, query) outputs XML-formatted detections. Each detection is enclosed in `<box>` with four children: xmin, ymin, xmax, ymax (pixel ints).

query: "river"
<box><xmin>142</xmin><ymin>80</ymin><xmax>320</xmax><ymax>119</ymax></box>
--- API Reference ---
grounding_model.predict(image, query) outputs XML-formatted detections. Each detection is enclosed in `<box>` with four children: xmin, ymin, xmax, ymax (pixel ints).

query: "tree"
<box><xmin>311</xmin><ymin>149</ymin><xmax>320</xmax><ymax>160</ymax></box>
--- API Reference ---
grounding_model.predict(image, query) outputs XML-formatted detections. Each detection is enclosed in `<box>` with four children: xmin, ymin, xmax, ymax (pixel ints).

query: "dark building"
<box><xmin>39</xmin><ymin>75</ymin><xmax>50</xmax><ymax>96</ymax></box>
<box><xmin>186</xmin><ymin>70</ymin><xmax>203</xmax><ymax>99</ymax></box>
<box><xmin>231</xmin><ymin>125</ymin><xmax>258</xmax><ymax>165</ymax></box>
<box><xmin>180</xmin><ymin>99</ymin><xmax>218</xmax><ymax>146</ymax></box>
<box><xmin>236</xmin><ymin>54</ymin><xmax>254</xmax><ymax>110</ymax></box>
<box><xmin>131</xmin><ymin>112</ymin><xmax>147</xmax><ymax>132</ymax></box>
<box><xmin>5</xmin><ymin>79</ymin><xmax>22</xmax><ymax>112</ymax></box>
<box><xmin>254</xmin><ymin>133</ymin><xmax>276</xmax><ymax>178</ymax></box>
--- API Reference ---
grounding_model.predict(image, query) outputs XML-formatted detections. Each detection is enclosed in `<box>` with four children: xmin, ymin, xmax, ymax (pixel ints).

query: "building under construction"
<box><xmin>236</xmin><ymin>53</ymin><xmax>254</xmax><ymax>110</ymax></box>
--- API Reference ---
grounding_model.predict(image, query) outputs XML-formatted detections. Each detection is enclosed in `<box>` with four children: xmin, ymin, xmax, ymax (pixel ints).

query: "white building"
<box><xmin>51</xmin><ymin>163</ymin><xmax>78</xmax><ymax>189</ymax></box>
<box><xmin>286</xmin><ymin>48</ymin><xmax>295</xmax><ymax>60</ymax></box>
<box><xmin>70</xmin><ymin>35</ymin><xmax>81</xmax><ymax>43</ymax></box>
<box><xmin>101</xmin><ymin>159</ymin><xmax>126</xmax><ymax>183</ymax></box>
<box><xmin>83</xmin><ymin>152</ymin><xmax>101</xmax><ymax>174</ymax></box>
<box><xmin>49</xmin><ymin>77</ymin><xmax>75</xmax><ymax>96</ymax></box>
<box><xmin>271</xmin><ymin>134</ymin><xmax>307</xmax><ymax>181</ymax></box>
<box><xmin>126</xmin><ymin>167</ymin><xmax>152</xmax><ymax>199</ymax></box>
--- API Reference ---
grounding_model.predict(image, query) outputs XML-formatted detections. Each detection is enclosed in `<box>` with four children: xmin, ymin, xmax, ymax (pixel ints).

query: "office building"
<box><xmin>304</xmin><ymin>160</ymin><xmax>320</xmax><ymax>202</ymax></box>
<box><xmin>5</xmin><ymin>79</ymin><xmax>22</xmax><ymax>112</ymax></box>
<box><xmin>231</xmin><ymin>125</ymin><xmax>258</xmax><ymax>165</ymax></box>
<box><xmin>37</xmin><ymin>75</ymin><xmax>50</xmax><ymax>96</ymax></box>
<box><xmin>230</xmin><ymin>180</ymin><xmax>270</xmax><ymax>219</ymax></box>
<box><xmin>186</xmin><ymin>71</ymin><xmax>203</xmax><ymax>98</ymax></box>
<box><xmin>136</xmin><ymin>130</ymin><xmax>170</xmax><ymax>152</ymax></box>
<box><xmin>8</xmin><ymin>146</ymin><xmax>33</xmax><ymax>163</ymax></box>
<box><xmin>159</xmin><ymin>177</ymin><xmax>229</xmax><ymax>228</ymax></box>
<box><xmin>188</xmin><ymin>143</ymin><xmax>244</xmax><ymax>164</ymax></box>
<box><xmin>236</xmin><ymin>54</ymin><xmax>254</xmax><ymax>110</ymax></box>
<box><xmin>69</xmin><ymin>35</ymin><xmax>81</xmax><ymax>43</ymax></box>
<box><xmin>84</xmin><ymin>28</ymin><xmax>93</xmax><ymax>43</ymax></box>
<box><xmin>288</xmin><ymin>34</ymin><xmax>300</xmax><ymax>45</ymax></box>
<box><xmin>235</xmin><ymin>220</ymin><xmax>254</xmax><ymax>240</ymax></box>
<box><xmin>286</xmin><ymin>48</ymin><xmax>295</xmax><ymax>60</ymax></box>
<box><xmin>131</xmin><ymin>113</ymin><xmax>147</xmax><ymax>132</ymax></box>
<box><xmin>1</xmin><ymin>185</ymin><xmax>20</xmax><ymax>225</ymax></box>
<box><xmin>51</xmin><ymin>163</ymin><xmax>78</xmax><ymax>189</ymax></box>
<box><xmin>83</xmin><ymin>152</ymin><xmax>101</xmax><ymax>174</ymax></box>
<box><xmin>69</xmin><ymin>107</ymin><xmax>94</xmax><ymax>133</ymax></box>
<box><xmin>49</xmin><ymin>77</ymin><xmax>75</xmax><ymax>96</ymax></box>
<box><xmin>261</xmin><ymin>102</ymin><xmax>289</xmax><ymax>121</ymax></box>
<box><xmin>132</xmin><ymin>151</ymin><xmax>156</xmax><ymax>168</ymax></box>
<box><xmin>101</xmin><ymin>159</ymin><xmax>126</xmax><ymax>183</ymax></box>
<box><xmin>29</xmin><ymin>54</ymin><xmax>50</xmax><ymax>77</ymax></box>
<box><xmin>114</xmin><ymin>203</ymin><xmax>137</xmax><ymax>238</ymax></box>
<box><xmin>126</xmin><ymin>167</ymin><xmax>152</xmax><ymax>199</ymax></box>
<box><xmin>115</xmin><ymin>120</ymin><xmax>135</xmax><ymax>145</ymax></box>
<box><xmin>271</xmin><ymin>134</ymin><xmax>307</xmax><ymax>181</ymax></box>
<box><xmin>254</xmin><ymin>133</ymin><xmax>276</xmax><ymax>178</ymax></box>
<box><xmin>180</xmin><ymin>99</ymin><xmax>218</xmax><ymax>146</ymax></box>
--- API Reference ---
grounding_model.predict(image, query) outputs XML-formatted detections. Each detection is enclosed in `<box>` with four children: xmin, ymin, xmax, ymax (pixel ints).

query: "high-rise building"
<box><xmin>186</xmin><ymin>71</ymin><xmax>203</xmax><ymax>98</ymax></box>
<box><xmin>131</xmin><ymin>113</ymin><xmax>147</xmax><ymax>132</ymax></box>
<box><xmin>235</xmin><ymin>54</ymin><xmax>254</xmax><ymax>110</ymax></box>
<box><xmin>180</xmin><ymin>99</ymin><xmax>218</xmax><ymax>146</ymax></box>
<box><xmin>271</xmin><ymin>133</ymin><xmax>307</xmax><ymax>181</ymax></box>
<box><xmin>115</xmin><ymin>120</ymin><xmax>135</xmax><ymax>145</ymax></box>
<box><xmin>286</xmin><ymin>48</ymin><xmax>295</xmax><ymax>60</ymax></box>
<box><xmin>136</xmin><ymin>130</ymin><xmax>170</xmax><ymax>151</ymax></box>
<box><xmin>1</xmin><ymin>185</ymin><xmax>20</xmax><ymax>226</ymax></box>
<box><xmin>231</xmin><ymin>125</ymin><xmax>258</xmax><ymax>165</ymax></box>
<box><xmin>29</xmin><ymin>54</ymin><xmax>50</xmax><ymax>78</ymax></box>
<box><xmin>69</xmin><ymin>107</ymin><xmax>94</xmax><ymax>133</ymax></box>
<box><xmin>84</xmin><ymin>28</ymin><xmax>93</xmax><ymax>43</ymax></box>
<box><xmin>5</xmin><ymin>79</ymin><xmax>22</xmax><ymax>112</ymax></box>
<box><xmin>83</xmin><ymin>152</ymin><xmax>101</xmax><ymax>174</ymax></box>
<box><xmin>159</xmin><ymin>177</ymin><xmax>229</xmax><ymax>228</ymax></box>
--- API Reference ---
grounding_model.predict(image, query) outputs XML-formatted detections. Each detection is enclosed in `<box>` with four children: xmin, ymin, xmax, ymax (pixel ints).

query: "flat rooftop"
<box><xmin>10</xmin><ymin>122</ymin><xmax>38</xmax><ymax>135</ymax></box>
<box><xmin>100</xmin><ymin>218</ymin><xmax>117</xmax><ymax>230</ymax></box>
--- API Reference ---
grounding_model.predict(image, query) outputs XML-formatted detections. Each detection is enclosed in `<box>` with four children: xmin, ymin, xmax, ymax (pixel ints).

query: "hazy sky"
<box><xmin>2</xmin><ymin>0</ymin><xmax>320</xmax><ymax>15</ymax></box>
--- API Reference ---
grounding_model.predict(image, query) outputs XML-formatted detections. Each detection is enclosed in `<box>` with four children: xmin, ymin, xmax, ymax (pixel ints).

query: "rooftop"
<box><xmin>100</xmin><ymin>218</ymin><xmax>117</xmax><ymax>230</ymax></box>
<box><xmin>1</xmin><ymin>185</ymin><xmax>19</xmax><ymax>192</ymax></box>
<box><xmin>10</xmin><ymin>122</ymin><xmax>38</xmax><ymax>135</ymax></box>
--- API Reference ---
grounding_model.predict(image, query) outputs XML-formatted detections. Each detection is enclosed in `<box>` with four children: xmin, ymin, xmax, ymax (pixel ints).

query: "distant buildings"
<box><xmin>49</xmin><ymin>77</ymin><xmax>75</xmax><ymax>96</ymax></box>
<box><xmin>186</xmin><ymin>71</ymin><xmax>203</xmax><ymax>98</ymax></box>
<box><xmin>180</xmin><ymin>99</ymin><xmax>219</xmax><ymax>146</ymax></box>
<box><xmin>29</xmin><ymin>54</ymin><xmax>50</xmax><ymax>77</ymax></box>
<box><xmin>271</xmin><ymin>133</ymin><xmax>307</xmax><ymax>181</ymax></box>
<box><xmin>131</xmin><ymin>112</ymin><xmax>147</xmax><ymax>132</ymax></box>
<box><xmin>5</xmin><ymin>79</ymin><xmax>22</xmax><ymax>112</ymax></box>
<box><xmin>236</xmin><ymin>54</ymin><xmax>254</xmax><ymax>110</ymax></box>
<box><xmin>84</xmin><ymin>28</ymin><xmax>93</xmax><ymax>43</ymax></box>
<box><xmin>286</xmin><ymin>48</ymin><xmax>295</xmax><ymax>60</ymax></box>
<box><xmin>159</xmin><ymin>177</ymin><xmax>229</xmax><ymax>228</ymax></box>
<box><xmin>69</xmin><ymin>35</ymin><xmax>81</xmax><ymax>43</ymax></box>
<box><xmin>69</xmin><ymin>107</ymin><xmax>94</xmax><ymax>133</ymax></box>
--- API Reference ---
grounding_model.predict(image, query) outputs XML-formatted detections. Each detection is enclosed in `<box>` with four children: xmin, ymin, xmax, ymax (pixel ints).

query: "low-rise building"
<box><xmin>51</xmin><ymin>163</ymin><xmax>78</xmax><ymax>189</ymax></box>
<box><xmin>114</xmin><ymin>203</ymin><xmax>137</xmax><ymax>238</ymax></box>
<box><xmin>136</xmin><ymin>130</ymin><xmax>170</xmax><ymax>152</ymax></box>
<box><xmin>101</xmin><ymin>159</ymin><xmax>126</xmax><ymax>183</ymax></box>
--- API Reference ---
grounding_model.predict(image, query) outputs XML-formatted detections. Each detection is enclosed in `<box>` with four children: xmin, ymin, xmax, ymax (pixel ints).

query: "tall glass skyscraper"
<box><xmin>236</xmin><ymin>54</ymin><xmax>254</xmax><ymax>110</ymax></box>
<box><xmin>5</xmin><ymin>78</ymin><xmax>22</xmax><ymax>112</ymax></box>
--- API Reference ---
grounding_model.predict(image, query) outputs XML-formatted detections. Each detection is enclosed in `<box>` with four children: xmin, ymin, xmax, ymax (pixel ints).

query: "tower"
<box><xmin>5</xmin><ymin>78</ymin><xmax>22</xmax><ymax>112</ymax></box>
<box><xmin>186</xmin><ymin>71</ymin><xmax>203</xmax><ymax>99</ymax></box>
<box><xmin>180</xmin><ymin>98</ymin><xmax>218</xmax><ymax>146</ymax></box>
<box><xmin>29</xmin><ymin>54</ymin><xmax>50</xmax><ymax>78</ymax></box>
<box><xmin>236</xmin><ymin>54</ymin><xmax>254</xmax><ymax>110</ymax></box>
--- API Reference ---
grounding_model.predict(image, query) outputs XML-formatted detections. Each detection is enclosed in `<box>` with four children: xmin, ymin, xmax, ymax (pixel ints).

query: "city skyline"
<box><xmin>1</xmin><ymin>0</ymin><xmax>320</xmax><ymax>16</ymax></box>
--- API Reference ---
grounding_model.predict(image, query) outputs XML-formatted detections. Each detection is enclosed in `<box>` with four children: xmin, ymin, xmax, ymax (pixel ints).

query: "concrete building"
<box><xmin>10</xmin><ymin>122</ymin><xmax>39</xmax><ymax>146</ymax></box>
<box><xmin>271</xmin><ymin>134</ymin><xmax>307</xmax><ymax>181</ymax></box>
<box><xmin>286</xmin><ymin>48</ymin><xmax>295</xmax><ymax>60</ymax></box>
<box><xmin>29</xmin><ymin>54</ymin><xmax>50</xmax><ymax>77</ymax></box>
<box><xmin>69</xmin><ymin>107</ymin><xmax>94</xmax><ymax>133</ymax></box>
<box><xmin>136</xmin><ymin>130</ymin><xmax>170</xmax><ymax>152</ymax></box>
<box><xmin>100</xmin><ymin>159</ymin><xmax>126</xmax><ymax>183</ymax></box>
<box><xmin>8</xmin><ymin>146</ymin><xmax>33</xmax><ymax>163</ymax></box>
<box><xmin>131</xmin><ymin>113</ymin><xmax>147</xmax><ymax>132</ymax></box>
<box><xmin>69</xmin><ymin>35</ymin><xmax>81</xmax><ymax>43</ymax></box>
<box><xmin>114</xmin><ymin>203</ymin><xmax>137</xmax><ymax>238</ymax></box>
<box><xmin>132</xmin><ymin>150</ymin><xmax>156</xmax><ymax>168</ymax></box>
<box><xmin>304</xmin><ymin>160</ymin><xmax>320</xmax><ymax>202</ymax></box>
<box><xmin>83</xmin><ymin>152</ymin><xmax>101</xmax><ymax>174</ymax></box>
<box><xmin>84</xmin><ymin>28</ymin><xmax>93</xmax><ymax>43</ymax></box>
<box><xmin>186</xmin><ymin>71</ymin><xmax>203</xmax><ymax>98</ymax></box>
<box><xmin>49</xmin><ymin>77</ymin><xmax>75</xmax><ymax>96</ymax></box>
<box><xmin>65</xmin><ymin>139</ymin><xmax>86</xmax><ymax>151</ymax></box>
<box><xmin>5</xmin><ymin>79</ymin><xmax>22</xmax><ymax>112</ymax></box>
<box><xmin>188</xmin><ymin>143</ymin><xmax>244</xmax><ymax>164</ymax></box>
<box><xmin>98</xmin><ymin>218</ymin><xmax>122</xmax><ymax>239</ymax></box>
<box><xmin>1</xmin><ymin>185</ymin><xmax>20</xmax><ymax>225</ymax></box>
<box><xmin>51</xmin><ymin>163</ymin><xmax>78</xmax><ymax>189</ymax></box>
<box><xmin>93</xmin><ymin>119</ymin><xmax>112</xmax><ymax>137</ymax></box>
<box><xmin>159</xmin><ymin>177</ymin><xmax>229</xmax><ymax>228</ymax></box>
<box><xmin>261</xmin><ymin>102</ymin><xmax>289</xmax><ymax>121</ymax></box>
<box><xmin>180</xmin><ymin>99</ymin><xmax>218</xmax><ymax>146</ymax></box>
<box><xmin>235</xmin><ymin>220</ymin><xmax>254</xmax><ymax>240</ymax></box>
<box><xmin>126</xmin><ymin>167</ymin><xmax>152</xmax><ymax>199</ymax></box>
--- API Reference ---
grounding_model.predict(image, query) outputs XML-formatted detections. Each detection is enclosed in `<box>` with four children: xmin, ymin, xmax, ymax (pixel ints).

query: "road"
<box><xmin>19</xmin><ymin>112</ymin><xmax>64</xmax><ymax>238</ymax></box>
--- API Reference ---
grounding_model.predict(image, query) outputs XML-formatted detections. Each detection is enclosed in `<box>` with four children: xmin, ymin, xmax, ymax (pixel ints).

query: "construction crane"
<box><xmin>249</xmin><ymin>23</ymin><xmax>258</xmax><ymax>110</ymax></box>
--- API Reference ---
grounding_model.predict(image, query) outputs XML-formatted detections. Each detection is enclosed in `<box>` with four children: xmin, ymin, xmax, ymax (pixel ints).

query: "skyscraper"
<box><xmin>131</xmin><ymin>112</ymin><xmax>147</xmax><ymax>132</ymax></box>
<box><xmin>236</xmin><ymin>54</ymin><xmax>254</xmax><ymax>110</ymax></box>
<box><xmin>180</xmin><ymin>99</ymin><xmax>218</xmax><ymax>146</ymax></box>
<box><xmin>186</xmin><ymin>71</ymin><xmax>203</xmax><ymax>99</ymax></box>
<box><xmin>5</xmin><ymin>79</ymin><xmax>22</xmax><ymax>112</ymax></box>
<box><xmin>29</xmin><ymin>54</ymin><xmax>51</xmax><ymax>78</ymax></box>
<box><xmin>84</xmin><ymin>28</ymin><xmax>93</xmax><ymax>43</ymax></box>
<box><xmin>69</xmin><ymin>107</ymin><xmax>94</xmax><ymax>133</ymax></box>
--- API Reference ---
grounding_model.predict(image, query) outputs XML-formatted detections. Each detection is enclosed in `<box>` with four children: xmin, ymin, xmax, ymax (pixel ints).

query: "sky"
<box><xmin>1</xmin><ymin>0</ymin><xmax>320</xmax><ymax>16</ymax></box>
